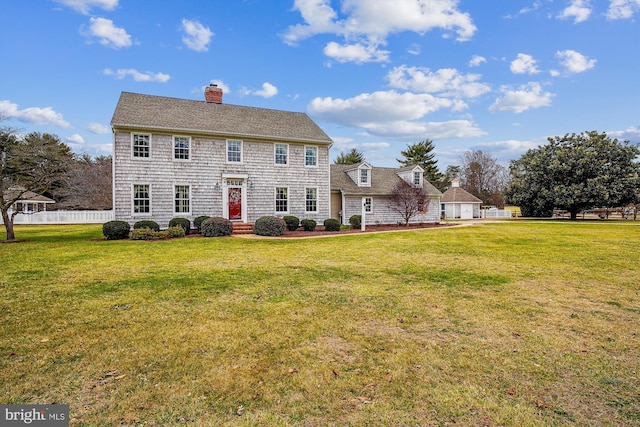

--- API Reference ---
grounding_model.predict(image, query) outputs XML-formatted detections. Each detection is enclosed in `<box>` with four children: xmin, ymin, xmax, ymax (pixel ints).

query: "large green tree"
<box><xmin>504</xmin><ymin>131</ymin><xmax>640</xmax><ymax>219</ymax></box>
<box><xmin>397</xmin><ymin>139</ymin><xmax>443</xmax><ymax>184</ymax></box>
<box><xmin>1</xmin><ymin>129</ymin><xmax>73</xmax><ymax>240</ymax></box>
<box><xmin>334</xmin><ymin>148</ymin><xmax>365</xmax><ymax>165</ymax></box>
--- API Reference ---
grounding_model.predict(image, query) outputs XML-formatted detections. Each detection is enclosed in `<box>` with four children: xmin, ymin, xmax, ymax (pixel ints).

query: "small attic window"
<box><xmin>360</xmin><ymin>168</ymin><xmax>369</xmax><ymax>185</ymax></box>
<box><xmin>413</xmin><ymin>171</ymin><xmax>422</xmax><ymax>186</ymax></box>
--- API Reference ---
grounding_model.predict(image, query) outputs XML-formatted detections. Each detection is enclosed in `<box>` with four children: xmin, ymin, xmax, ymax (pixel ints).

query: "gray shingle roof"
<box><xmin>331</xmin><ymin>164</ymin><xmax>442</xmax><ymax>196</ymax></box>
<box><xmin>441</xmin><ymin>186</ymin><xmax>483</xmax><ymax>203</ymax></box>
<box><xmin>111</xmin><ymin>92</ymin><xmax>333</xmax><ymax>145</ymax></box>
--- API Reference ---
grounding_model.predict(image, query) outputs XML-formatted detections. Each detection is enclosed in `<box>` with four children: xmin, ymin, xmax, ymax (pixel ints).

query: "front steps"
<box><xmin>232</xmin><ymin>222</ymin><xmax>254</xmax><ymax>235</ymax></box>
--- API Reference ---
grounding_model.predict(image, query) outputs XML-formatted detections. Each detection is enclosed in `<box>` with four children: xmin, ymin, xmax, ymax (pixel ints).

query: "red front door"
<box><xmin>228</xmin><ymin>188</ymin><xmax>242</xmax><ymax>220</ymax></box>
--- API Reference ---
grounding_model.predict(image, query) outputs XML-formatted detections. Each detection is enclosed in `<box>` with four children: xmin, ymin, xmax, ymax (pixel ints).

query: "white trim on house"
<box><xmin>274</xmin><ymin>143</ymin><xmax>289</xmax><ymax>166</ymax></box>
<box><xmin>173</xmin><ymin>183</ymin><xmax>192</xmax><ymax>216</ymax></box>
<box><xmin>304</xmin><ymin>146</ymin><xmax>318</xmax><ymax>167</ymax></box>
<box><xmin>275</xmin><ymin>186</ymin><xmax>289</xmax><ymax>214</ymax></box>
<box><xmin>131</xmin><ymin>133</ymin><xmax>151</xmax><ymax>160</ymax></box>
<box><xmin>172</xmin><ymin>135</ymin><xmax>191</xmax><ymax>162</ymax></box>
<box><xmin>132</xmin><ymin>183</ymin><xmax>152</xmax><ymax>216</ymax></box>
<box><xmin>222</xmin><ymin>174</ymin><xmax>248</xmax><ymax>222</ymax></box>
<box><xmin>226</xmin><ymin>139</ymin><xmax>243</xmax><ymax>164</ymax></box>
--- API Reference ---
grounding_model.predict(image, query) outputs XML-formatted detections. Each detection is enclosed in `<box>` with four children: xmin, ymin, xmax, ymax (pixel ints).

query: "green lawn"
<box><xmin>1</xmin><ymin>222</ymin><xmax>638</xmax><ymax>426</ymax></box>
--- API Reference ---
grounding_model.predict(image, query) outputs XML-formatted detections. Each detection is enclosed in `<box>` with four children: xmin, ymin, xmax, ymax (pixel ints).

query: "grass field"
<box><xmin>1</xmin><ymin>221</ymin><xmax>638</xmax><ymax>426</ymax></box>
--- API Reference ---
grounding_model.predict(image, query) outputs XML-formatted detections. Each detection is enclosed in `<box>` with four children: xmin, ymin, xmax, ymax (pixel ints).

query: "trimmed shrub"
<box><xmin>169</xmin><ymin>217</ymin><xmax>191</xmax><ymax>235</ymax></box>
<box><xmin>301</xmin><ymin>219</ymin><xmax>317</xmax><ymax>232</ymax></box>
<box><xmin>282</xmin><ymin>215</ymin><xmax>300</xmax><ymax>231</ymax></box>
<box><xmin>323</xmin><ymin>218</ymin><xmax>341</xmax><ymax>232</ymax></box>
<box><xmin>201</xmin><ymin>216</ymin><xmax>233</xmax><ymax>237</ymax></box>
<box><xmin>133</xmin><ymin>220</ymin><xmax>160</xmax><ymax>232</ymax></box>
<box><xmin>349</xmin><ymin>215</ymin><xmax>361</xmax><ymax>229</ymax></box>
<box><xmin>102</xmin><ymin>220</ymin><xmax>130</xmax><ymax>240</ymax></box>
<box><xmin>254</xmin><ymin>216</ymin><xmax>286</xmax><ymax>236</ymax></box>
<box><xmin>193</xmin><ymin>215</ymin><xmax>210</xmax><ymax>232</ymax></box>
<box><xmin>166</xmin><ymin>225</ymin><xmax>186</xmax><ymax>238</ymax></box>
<box><xmin>130</xmin><ymin>227</ymin><xmax>164</xmax><ymax>240</ymax></box>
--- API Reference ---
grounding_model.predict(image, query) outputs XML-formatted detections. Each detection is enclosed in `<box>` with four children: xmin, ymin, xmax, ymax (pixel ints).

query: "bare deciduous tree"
<box><xmin>459</xmin><ymin>150</ymin><xmax>509</xmax><ymax>207</ymax></box>
<box><xmin>388</xmin><ymin>180</ymin><xmax>429</xmax><ymax>225</ymax></box>
<box><xmin>57</xmin><ymin>154</ymin><xmax>112</xmax><ymax>210</ymax></box>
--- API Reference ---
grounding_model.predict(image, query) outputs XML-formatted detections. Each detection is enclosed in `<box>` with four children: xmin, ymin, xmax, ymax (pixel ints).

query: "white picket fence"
<box><xmin>483</xmin><ymin>208</ymin><xmax>513</xmax><ymax>219</ymax></box>
<box><xmin>12</xmin><ymin>210</ymin><xmax>114</xmax><ymax>224</ymax></box>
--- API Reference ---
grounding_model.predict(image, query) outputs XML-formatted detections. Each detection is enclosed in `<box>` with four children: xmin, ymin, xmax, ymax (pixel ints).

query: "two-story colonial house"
<box><xmin>331</xmin><ymin>162</ymin><xmax>442</xmax><ymax>225</ymax></box>
<box><xmin>111</xmin><ymin>85</ymin><xmax>333</xmax><ymax>227</ymax></box>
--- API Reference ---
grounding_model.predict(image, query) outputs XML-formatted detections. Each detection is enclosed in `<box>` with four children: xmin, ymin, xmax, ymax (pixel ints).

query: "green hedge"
<box><xmin>323</xmin><ymin>218</ymin><xmax>341</xmax><ymax>232</ymax></box>
<box><xmin>301</xmin><ymin>219</ymin><xmax>317</xmax><ymax>232</ymax></box>
<box><xmin>254</xmin><ymin>216</ymin><xmax>286</xmax><ymax>236</ymax></box>
<box><xmin>282</xmin><ymin>215</ymin><xmax>300</xmax><ymax>231</ymax></box>
<box><xmin>201</xmin><ymin>217</ymin><xmax>233</xmax><ymax>237</ymax></box>
<box><xmin>168</xmin><ymin>217</ymin><xmax>191</xmax><ymax>235</ymax></box>
<box><xmin>102</xmin><ymin>220</ymin><xmax>130</xmax><ymax>240</ymax></box>
<box><xmin>133</xmin><ymin>220</ymin><xmax>160</xmax><ymax>232</ymax></box>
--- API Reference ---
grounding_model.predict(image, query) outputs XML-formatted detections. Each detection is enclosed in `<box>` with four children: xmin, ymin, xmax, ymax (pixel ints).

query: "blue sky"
<box><xmin>1</xmin><ymin>0</ymin><xmax>639</xmax><ymax>169</ymax></box>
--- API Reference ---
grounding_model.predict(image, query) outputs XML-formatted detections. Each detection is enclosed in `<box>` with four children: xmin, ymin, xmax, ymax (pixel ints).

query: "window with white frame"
<box><xmin>305</xmin><ymin>146</ymin><xmax>317</xmax><ymax>166</ymax></box>
<box><xmin>227</xmin><ymin>140</ymin><xmax>242</xmax><ymax>163</ymax></box>
<box><xmin>173</xmin><ymin>136</ymin><xmax>190</xmax><ymax>160</ymax></box>
<box><xmin>305</xmin><ymin>187</ymin><xmax>318</xmax><ymax>212</ymax></box>
<box><xmin>133</xmin><ymin>184</ymin><xmax>150</xmax><ymax>214</ymax></box>
<box><xmin>275</xmin><ymin>187</ymin><xmax>288</xmax><ymax>213</ymax></box>
<box><xmin>413</xmin><ymin>171</ymin><xmax>421</xmax><ymax>186</ymax></box>
<box><xmin>174</xmin><ymin>185</ymin><xmax>190</xmax><ymax>214</ymax></box>
<box><xmin>360</xmin><ymin>168</ymin><xmax>369</xmax><ymax>185</ymax></box>
<box><xmin>132</xmin><ymin>134</ymin><xmax>150</xmax><ymax>158</ymax></box>
<box><xmin>275</xmin><ymin>143</ymin><xmax>288</xmax><ymax>165</ymax></box>
<box><xmin>364</xmin><ymin>197</ymin><xmax>372</xmax><ymax>213</ymax></box>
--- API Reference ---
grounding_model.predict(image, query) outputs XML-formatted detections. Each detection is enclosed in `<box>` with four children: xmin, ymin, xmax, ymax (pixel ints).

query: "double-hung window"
<box><xmin>132</xmin><ymin>134</ymin><xmax>150</xmax><ymax>158</ymax></box>
<box><xmin>275</xmin><ymin>143</ymin><xmax>288</xmax><ymax>165</ymax></box>
<box><xmin>305</xmin><ymin>187</ymin><xmax>318</xmax><ymax>212</ymax></box>
<box><xmin>275</xmin><ymin>187</ymin><xmax>288</xmax><ymax>213</ymax></box>
<box><xmin>227</xmin><ymin>140</ymin><xmax>242</xmax><ymax>163</ymax></box>
<box><xmin>413</xmin><ymin>171</ymin><xmax>421</xmax><ymax>186</ymax></box>
<box><xmin>174</xmin><ymin>185</ymin><xmax>190</xmax><ymax>214</ymax></box>
<box><xmin>133</xmin><ymin>184</ymin><xmax>150</xmax><ymax>214</ymax></box>
<box><xmin>364</xmin><ymin>197</ymin><xmax>372</xmax><ymax>213</ymax></box>
<box><xmin>174</xmin><ymin>136</ymin><xmax>190</xmax><ymax>161</ymax></box>
<box><xmin>360</xmin><ymin>169</ymin><xmax>369</xmax><ymax>185</ymax></box>
<box><xmin>305</xmin><ymin>146</ymin><xmax>317</xmax><ymax>167</ymax></box>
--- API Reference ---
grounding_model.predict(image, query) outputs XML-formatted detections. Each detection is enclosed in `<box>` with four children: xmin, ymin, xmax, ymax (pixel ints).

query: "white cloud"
<box><xmin>489</xmin><ymin>82</ymin><xmax>554</xmax><ymax>113</ymax></box>
<box><xmin>608</xmin><ymin>125</ymin><xmax>640</xmax><ymax>142</ymax></box>
<box><xmin>555</xmin><ymin>49</ymin><xmax>596</xmax><ymax>74</ymax></box>
<box><xmin>104</xmin><ymin>68</ymin><xmax>170</xmax><ymax>82</ymax></box>
<box><xmin>0</xmin><ymin>100</ymin><xmax>71</xmax><ymax>128</ymax></box>
<box><xmin>407</xmin><ymin>43</ymin><xmax>421</xmax><ymax>55</ymax></box>
<box><xmin>87</xmin><ymin>122</ymin><xmax>110</xmax><ymax>134</ymax></box>
<box><xmin>361</xmin><ymin>142</ymin><xmax>391</xmax><ymax>150</ymax></box>
<box><xmin>67</xmin><ymin>133</ymin><xmax>85</xmax><ymax>144</ymax></box>
<box><xmin>469</xmin><ymin>55</ymin><xmax>487</xmax><ymax>67</ymax></box>
<box><xmin>84</xmin><ymin>17</ymin><xmax>132</xmax><ymax>49</ymax></box>
<box><xmin>283</xmin><ymin>0</ymin><xmax>476</xmax><ymax>63</ymax></box>
<box><xmin>557</xmin><ymin>0</ymin><xmax>592</xmax><ymax>23</ymax></box>
<box><xmin>606</xmin><ymin>0</ymin><xmax>640</xmax><ymax>19</ymax></box>
<box><xmin>207</xmin><ymin>80</ymin><xmax>231</xmax><ymax>94</ymax></box>
<box><xmin>54</xmin><ymin>0</ymin><xmax>118</xmax><ymax>14</ymax></box>
<box><xmin>181</xmin><ymin>19</ymin><xmax>213</xmax><ymax>52</ymax></box>
<box><xmin>510</xmin><ymin>53</ymin><xmax>540</xmax><ymax>74</ymax></box>
<box><xmin>240</xmin><ymin>82</ymin><xmax>279</xmax><ymax>98</ymax></box>
<box><xmin>386</xmin><ymin>65</ymin><xmax>491</xmax><ymax>99</ymax></box>
<box><xmin>324</xmin><ymin>41</ymin><xmax>390</xmax><ymax>63</ymax></box>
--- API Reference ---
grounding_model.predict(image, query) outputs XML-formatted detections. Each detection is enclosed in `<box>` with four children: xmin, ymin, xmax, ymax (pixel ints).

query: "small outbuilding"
<box><xmin>440</xmin><ymin>178</ymin><xmax>482</xmax><ymax>220</ymax></box>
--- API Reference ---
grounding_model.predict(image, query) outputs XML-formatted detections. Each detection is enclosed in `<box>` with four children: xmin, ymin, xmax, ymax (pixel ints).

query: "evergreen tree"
<box><xmin>397</xmin><ymin>139</ymin><xmax>442</xmax><ymax>184</ymax></box>
<box><xmin>334</xmin><ymin>148</ymin><xmax>365</xmax><ymax>165</ymax></box>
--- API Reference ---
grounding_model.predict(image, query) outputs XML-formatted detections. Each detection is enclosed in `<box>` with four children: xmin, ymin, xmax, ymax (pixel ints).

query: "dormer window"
<box><xmin>360</xmin><ymin>168</ymin><xmax>369</xmax><ymax>185</ymax></box>
<box><xmin>413</xmin><ymin>171</ymin><xmax>421</xmax><ymax>186</ymax></box>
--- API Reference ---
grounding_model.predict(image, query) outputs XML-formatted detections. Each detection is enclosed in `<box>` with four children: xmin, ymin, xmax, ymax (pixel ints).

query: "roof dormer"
<box><xmin>345</xmin><ymin>161</ymin><xmax>372</xmax><ymax>187</ymax></box>
<box><xmin>396</xmin><ymin>165</ymin><xmax>424</xmax><ymax>188</ymax></box>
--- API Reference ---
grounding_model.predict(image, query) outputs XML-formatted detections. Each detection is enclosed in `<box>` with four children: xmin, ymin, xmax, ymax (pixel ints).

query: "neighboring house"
<box><xmin>331</xmin><ymin>162</ymin><xmax>442</xmax><ymax>225</ymax></box>
<box><xmin>5</xmin><ymin>187</ymin><xmax>55</xmax><ymax>215</ymax></box>
<box><xmin>440</xmin><ymin>178</ymin><xmax>482</xmax><ymax>219</ymax></box>
<box><xmin>110</xmin><ymin>85</ymin><xmax>333</xmax><ymax>227</ymax></box>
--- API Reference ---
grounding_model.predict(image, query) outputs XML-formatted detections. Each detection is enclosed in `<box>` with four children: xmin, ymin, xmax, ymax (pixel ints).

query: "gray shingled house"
<box><xmin>440</xmin><ymin>178</ymin><xmax>483</xmax><ymax>219</ymax></box>
<box><xmin>331</xmin><ymin>162</ymin><xmax>442</xmax><ymax>225</ymax></box>
<box><xmin>110</xmin><ymin>85</ymin><xmax>333</xmax><ymax>228</ymax></box>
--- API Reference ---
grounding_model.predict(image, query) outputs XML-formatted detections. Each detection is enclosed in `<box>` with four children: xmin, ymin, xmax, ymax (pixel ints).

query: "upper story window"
<box><xmin>227</xmin><ymin>140</ymin><xmax>242</xmax><ymax>163</ymax></box>
<box><xmin>173</xmin><ymin>136</ymin><xmax>190</xmax><ymax>161</ymax></box>
<box><xmin>132</xmin><ymin>133</ymin><xmax>150</xmax><ymax>158</ymax></box>
<box><xmin>275</xmin><ymin>143</ymin><xmax>288</xmax><ymax>165</ymax></box>
<box><xmin>305</xmin><ymin>146</ymin><xmax>317</xmax><ymax>167</ymax></box>
<box><xmin>360</xmin><ymin>168</ymin><xmax>369</xmax><ymax>185</ymax></box>
<box><xmin>275</xmin><ymin>187</ymin><xmax>288</xmax><ymax>213</ymax></box>
<box><xmin>413</xmin><ymin>171</ymin><xmax>422</xmax><ymax>186</ymax></box>
<box><xmin>133</xmin><ymin>184</ymin><xmax>150</xmax><ymax>214</ymax></box>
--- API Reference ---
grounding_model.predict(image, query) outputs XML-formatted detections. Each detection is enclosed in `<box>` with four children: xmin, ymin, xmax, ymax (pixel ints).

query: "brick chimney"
<box><xmin>204</xmin><ymin>83</ymin><xmax>223</xmax><ymax>104</ymax></box>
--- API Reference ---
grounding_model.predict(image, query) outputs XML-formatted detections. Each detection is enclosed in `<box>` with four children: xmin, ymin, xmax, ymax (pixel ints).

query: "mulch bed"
<box><xmin>276</xmin><ymin>222</ymin><xmax>454</xmax><ymax>238</ymax></box>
